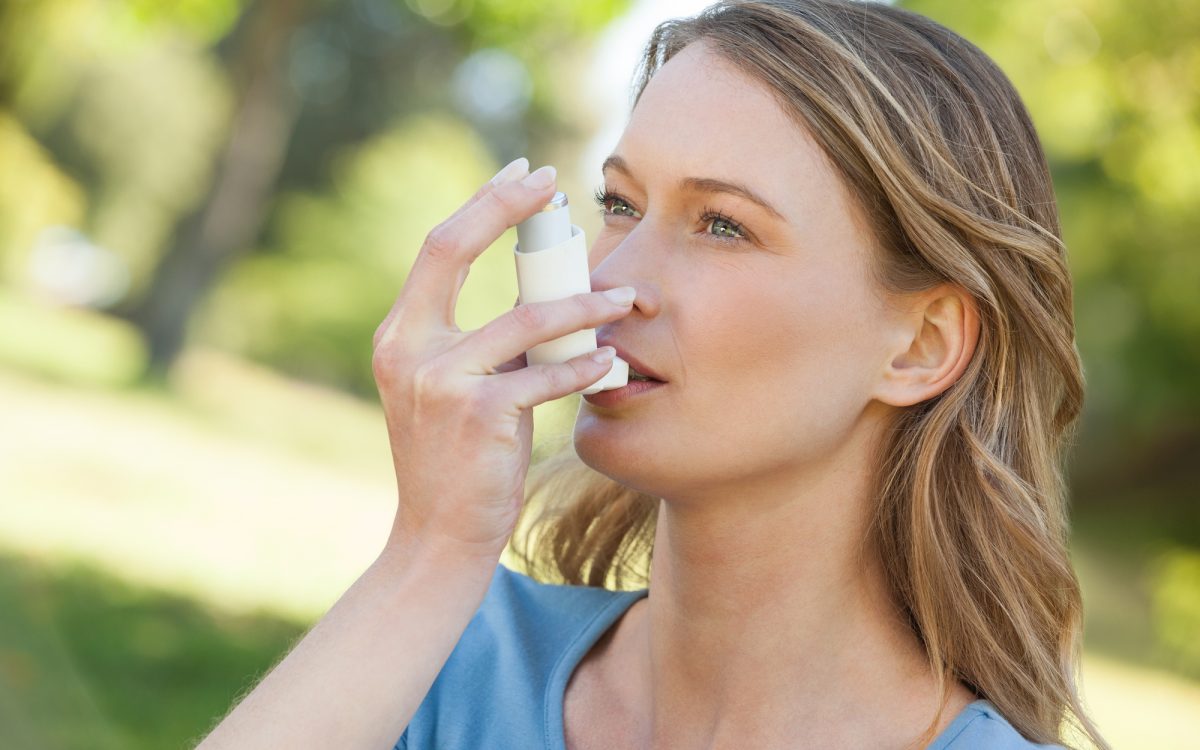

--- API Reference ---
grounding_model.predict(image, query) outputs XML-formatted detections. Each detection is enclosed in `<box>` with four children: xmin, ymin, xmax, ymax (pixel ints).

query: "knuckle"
<box><xmin>573</xmin><ymin>292</ymin><xmax>597</xmax><ymax>318</ymax></box>
<box><xmin>371</xmin><ymin>347</ymin><xmax>399</xmax><ymax>387</ymax></box>
<box><xmin>568</xmin><ymin>357</ymin><xmax>593</xmax><ymax>382</ymax></box>
<box><xmin>373</xmin><ymin>340</ymin><xmax>412</xmax><ymax>384</ymax></box>
<box><xmin>540</xmin><ymin>363</ymin><xmax>571</xmax><ymax>394</ymax></box>
<box><xmin>463</xmin><ymin>383</ymin><xmax>496</xmax><ymax>421</ymax></box>
<box><xmin>411</xmin><ymin>358</ymin><xmax>451</xmax><ymax>401</ymax></box>
<box><xmin>466</xmin><ymin>182</ymin><xmax>492</xmax><ymax>205</ymax></box>
<box><xmin>372</xmin><ymin>319</ymin><xmax>391</xmax><ymax>350</ymax></box>
<box><xmin>511</xmin><ymin>301</ymin><xmax>544</xmax><ymax>330</ymax></box>
<box><xmin>422</xmin><ymin>223</ymin><xmax>458</xmax><ymax>262</ymax></box>
<box><xmin>373</xmin><ymin>315</ymin><xmax>418</xmax><ymax>365</ymax></box>
<box><xmin>482</xmin><ymin>183</ymin><xmax>521</xmax><ymax>214</ymax></box>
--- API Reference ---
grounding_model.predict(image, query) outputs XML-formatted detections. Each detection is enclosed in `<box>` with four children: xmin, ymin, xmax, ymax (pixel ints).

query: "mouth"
<box><xmin>582</xmin><ymin>367</ymin><xmax>666</xmax><ymax>407</ymax></box>
<box><xmin>596</xmin><ymin>338</ymin><xmax>667</xmax><ymax>383</ymax></box>
<box><xmin>627</xmin><ymin>365</ymin><xmax>661</xmax><ymax>383</ymax></box>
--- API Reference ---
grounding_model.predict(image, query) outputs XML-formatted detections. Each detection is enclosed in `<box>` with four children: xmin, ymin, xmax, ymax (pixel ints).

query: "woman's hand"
<box><xmin>372</xmin><ymin>157</ymin><xmax>636</xmax><ymax>564</ymax></box>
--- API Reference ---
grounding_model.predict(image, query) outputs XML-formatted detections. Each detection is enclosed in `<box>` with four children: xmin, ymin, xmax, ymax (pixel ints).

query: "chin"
<box><xmin>572</xmin><ymin>418</ymin><xmax>661</xmax><ymax>487</ymax></box>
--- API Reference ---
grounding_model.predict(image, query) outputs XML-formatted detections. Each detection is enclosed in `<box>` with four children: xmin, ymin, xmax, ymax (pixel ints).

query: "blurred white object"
<box><xmin>27</xmin><ymin>225</ymin><xmax>130</xmax><ymax>309</ymax></box>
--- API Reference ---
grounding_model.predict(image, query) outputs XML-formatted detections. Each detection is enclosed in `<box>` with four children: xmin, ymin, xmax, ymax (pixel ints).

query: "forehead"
<box><xmin>615</xmin><ymin>41</ymin><xmax>835</xmax><ymax>199</ymax></box>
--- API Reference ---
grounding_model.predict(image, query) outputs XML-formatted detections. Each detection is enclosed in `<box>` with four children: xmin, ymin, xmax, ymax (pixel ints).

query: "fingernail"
<box><xmin>591</xmin><ymin>346</ymin><xmax>616</xmax><ymax>364</ymax></box>
<box><xmin>522</xmin><ymin>165</ymin><xmax>556</xmax><ymax>190</ymax></box>
<box><xmin>491</xmin><ymin>157</ymin><xmax>529</xmax><ymax>186</ymax></box>
<box><xmin>602</xmin><ymin>286</ymin><xmax>636</xmax><ymax>306</ymax></box>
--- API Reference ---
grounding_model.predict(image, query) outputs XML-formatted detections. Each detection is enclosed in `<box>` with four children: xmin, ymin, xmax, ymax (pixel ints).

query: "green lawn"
<box><xmin>0</xmin><ymin>298</ymin><xmax>1197</xmax><ymax>748</ymax></box>
<box><xmin>0</xmin><ymin>550</ymin><xmax>304</xmax><ymax>749</ymax></box>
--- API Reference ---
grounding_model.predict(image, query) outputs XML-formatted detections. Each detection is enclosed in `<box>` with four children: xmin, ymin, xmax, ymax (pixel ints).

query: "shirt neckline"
<box><xmin>544</xmin><ymin>586</ymin><xmax>649</xmax><ymax>750</ymax></box>
<box><xmin>541</xmin><ymin>587</ymin><xmax>996</xmax><ymax>750</ymax></box>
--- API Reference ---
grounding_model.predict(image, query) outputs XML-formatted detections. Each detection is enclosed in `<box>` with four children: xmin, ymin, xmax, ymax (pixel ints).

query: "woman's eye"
<box><xmin>592</xmin><ymin>186</ymin><xmax>749</xmax><ymax>245</ymax></box>
<box><xmin>593</xmin><ymin>187</ymin><xmax>641</xmax><ymax>218</ymax></box>
<box><xmin>705</xmin><ymin>213</ymin><xmax>746</xmax><ymax>242</ymax></box>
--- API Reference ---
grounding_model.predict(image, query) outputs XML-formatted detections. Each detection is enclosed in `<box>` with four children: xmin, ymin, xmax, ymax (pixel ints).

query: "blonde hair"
<box><xmin>511</xmin><ymin>1</ymin><xmax>1107</xmax><ymax>748</ymax></box>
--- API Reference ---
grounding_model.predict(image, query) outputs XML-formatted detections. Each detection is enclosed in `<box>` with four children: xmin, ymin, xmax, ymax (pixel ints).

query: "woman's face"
<box><xmin>574</xmin><ymin>41</ymin><xmax>904</xmax><ymax>502</ymax></box>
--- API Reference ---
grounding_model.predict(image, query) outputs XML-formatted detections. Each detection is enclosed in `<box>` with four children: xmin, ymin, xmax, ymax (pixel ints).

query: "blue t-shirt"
<box><xmin>395</xmin><ymin>563</ymin><xmax>1062</xmax><ymax>749</ymax></box>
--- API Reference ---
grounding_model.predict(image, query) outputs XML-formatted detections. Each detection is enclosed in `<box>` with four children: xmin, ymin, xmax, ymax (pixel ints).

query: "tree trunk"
<box><xmin>128</xmin><ymin>0</ymin><xmax>311</xmax><ymax>379</ymax></box>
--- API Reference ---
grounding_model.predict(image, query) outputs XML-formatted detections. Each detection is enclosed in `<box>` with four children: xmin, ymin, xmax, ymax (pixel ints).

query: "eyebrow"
<box><xmin>601</xmin><ymin>154</ymin><xmax>785</xmax><ymax>222</ymax></box>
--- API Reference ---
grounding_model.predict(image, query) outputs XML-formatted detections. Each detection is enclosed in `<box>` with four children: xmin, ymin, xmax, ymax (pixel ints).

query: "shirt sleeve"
<box><xmin>940</xmin><ymin>711</ymin><xmax>1065</xmax><ymax>749</ymax></box>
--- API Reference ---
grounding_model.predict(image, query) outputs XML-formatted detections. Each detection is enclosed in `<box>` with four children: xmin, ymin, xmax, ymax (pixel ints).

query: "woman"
<box><xmin>197</xmin><ymin>1</ymin><xmax>1108</xmax><ymax>749</ymax></box>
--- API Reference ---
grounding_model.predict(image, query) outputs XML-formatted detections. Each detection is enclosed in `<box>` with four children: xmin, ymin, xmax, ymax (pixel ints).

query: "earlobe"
<box><xmin>875</xmin><ymin>285</ymin><xmax>981</xmax><ymax>408</ymax></box>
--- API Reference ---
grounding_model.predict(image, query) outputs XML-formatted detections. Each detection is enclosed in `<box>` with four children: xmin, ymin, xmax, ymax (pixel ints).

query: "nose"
<box><xmin>588</xmin><ymin>226</ymin><xmax>662</xmax><ymax>318</ymax></box>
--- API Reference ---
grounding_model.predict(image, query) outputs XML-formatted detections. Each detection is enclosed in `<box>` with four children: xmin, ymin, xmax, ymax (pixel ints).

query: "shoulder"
<box><xmin>426</xmin><ymin>562</ymin><xmax>629</xmax><ymax>686</ymax></box>
<box><xmin>395</xmin><ymin>563</ymin><xmax>643</xmax><ymax>750</ymax></box>
<box><xmin>931</xmin><ymin>700</ymin><xmax>1067</xmax><ymax>750</ymax></box>
<box><xmin>481</xmin><ymin>562</ymin><xmax>636</xmax><ymax>628</ymax></box>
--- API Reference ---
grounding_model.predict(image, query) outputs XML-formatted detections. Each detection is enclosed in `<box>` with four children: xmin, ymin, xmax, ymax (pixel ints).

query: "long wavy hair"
<box><xmin>510</xmin><ymin>1</ymin><xmax>1107</xmax><ymax>748</ymax></box>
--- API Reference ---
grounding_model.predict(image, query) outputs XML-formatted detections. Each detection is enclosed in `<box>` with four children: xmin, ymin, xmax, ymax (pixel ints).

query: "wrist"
<box><xmin>378</xmin><ymin>530</ymin><xmax>505</xmax><ymax>579</ymax></box>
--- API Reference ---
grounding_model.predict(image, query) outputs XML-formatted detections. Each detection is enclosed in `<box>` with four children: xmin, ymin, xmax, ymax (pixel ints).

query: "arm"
<box><xmin>195</xmin><ymin>541</ymin><xmax>497</xmax><ymax>750</ymax></box>
<box><xmin>196</xmin><ymin>158</ymin><xmax>630</xmax><ymax>748</ymax></box>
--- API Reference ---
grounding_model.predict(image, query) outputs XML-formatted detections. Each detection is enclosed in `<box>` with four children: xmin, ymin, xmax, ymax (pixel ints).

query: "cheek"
<box><xmin>683</xmin><ymin>264</ymin><xmax>868</xmax><ymax>387</ymax></box>
<box><xmin>678</xmin><ymin>264</ymin><xmax>880</xmax><ymax>452</ymax></box>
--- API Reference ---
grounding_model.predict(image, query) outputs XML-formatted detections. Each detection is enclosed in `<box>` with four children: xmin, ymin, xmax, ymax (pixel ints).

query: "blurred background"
<box><xmin>0</xmin><ymin>0</ymin><xmax>1196</xmax><ymax>747</ymax></box>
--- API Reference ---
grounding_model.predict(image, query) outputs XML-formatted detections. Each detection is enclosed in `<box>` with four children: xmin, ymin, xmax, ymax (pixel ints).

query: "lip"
<box><xmin>582</xmin><ymin>378</ymin><xmax>666</xmax><ymax>407</ymax></box>
<box><xmin>595</xmin><ymin>336</ymin><xmax>667</xmax><ymax>382</ymax></box>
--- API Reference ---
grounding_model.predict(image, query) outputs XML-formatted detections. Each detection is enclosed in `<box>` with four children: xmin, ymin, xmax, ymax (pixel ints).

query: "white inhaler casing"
<box><xmin>513</xmin><ymin>191</ymin><xmax>629</xmax><ymax>395</ymax></box>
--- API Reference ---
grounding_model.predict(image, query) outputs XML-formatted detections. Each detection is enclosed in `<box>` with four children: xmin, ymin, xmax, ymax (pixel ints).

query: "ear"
<box><xmin>872</xmin><ymin>283</ymin><xmax>981</xmax><ymax>408</ymax></box>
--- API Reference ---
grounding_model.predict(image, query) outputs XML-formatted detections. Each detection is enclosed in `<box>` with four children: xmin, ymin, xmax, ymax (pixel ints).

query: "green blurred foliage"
<box><xmin>71</xmin><ymin>39</ymin><xmax>232</xmax><ymax>285</ymax></box>
<box><xmin>0</xmin><ymin>294</ymin><xmax>146</xmax><ymax>387</ymax></box>
<box><xmin>196</xmin><ymin>113</ymin><xmax>519</xmax><ymax>395</ymax></box>
<box><xmin>459</xmin><ymin>0</ymin><xmax>634</xmax><ymax>48</ymax></box>
<box><xmin>0</xmin><ymin>0</ymin><xmax>631</xmax><ymax>381</ymax></box>
<box><xmin>121</xmin><ymin>0</ymin><xmax>246</xmax><ymax>42</ymax></box>
<box><xmin>0</xmin><ymin>0</ymin><xmax>233</xmax><ymax>292</ymax></box>
<box><xmin>0</xmin><ymin>115</ymin><xmax>86</xmax><ymax>280</ymax></box>
<box><xmin>902</xmin><ymin>0</ymin><xmax>1200</xmax><ymax>455</ymax></box>
<box><xmin>1152</xmin><ymin>548</ymin><xmax>1200</xmax><ymax>679</ymax></box>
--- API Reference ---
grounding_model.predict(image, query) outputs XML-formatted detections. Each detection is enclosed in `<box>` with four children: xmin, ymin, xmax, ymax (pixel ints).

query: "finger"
<box><xmin>492</xmin><ymin>347</ymin><xmax>619</xmax><ymax>411</ymax></box>
<box><xmin>398</xmin><ymin>163</ymin><xmax>556</xmax><ymax>332</ymax></box>
<box><xmin>493</xmin><ymin>352</ymin><xmax>527</xmax><ymax>374</ymax></box>
<box><xmin>486</xmin><ymin>296</ymin><xmax>527</xmax><ymax>373</ymax></box>
<box><xmin>486</xmin><ymin>296</ymin><xmax>527</xmax><ymax>372</ymax></box>
<box><xmin>448</xmin><ymin>157</ymin><xmax>530</xmax><ymax>225</ymax></box>
<box><xmin>374</xmin><ymin>158</ymin><xmax>529</xmax><ymax>348</ymax></box>
<box><xmin>457</xmin><ymin>288</ymin><xmax>636</xmax><ymax>375</ymax></box>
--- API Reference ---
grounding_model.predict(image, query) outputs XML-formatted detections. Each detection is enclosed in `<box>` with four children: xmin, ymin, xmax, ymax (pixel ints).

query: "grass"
<box><xmin>0</xmin><ymin>551</ymin><xmax>305</xmax><ymax>750</ymax></box>
<box><xmin>0</xmin><ymin>357</ymin><xmax>396</xmax><ymax>622</ymax></box>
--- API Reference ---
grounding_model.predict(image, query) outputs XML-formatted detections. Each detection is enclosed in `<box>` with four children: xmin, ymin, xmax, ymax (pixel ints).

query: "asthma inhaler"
<box><xmin>513</xmin><ymin>190</ymin><xmax>629</xmax><ymax>395</ymax></box>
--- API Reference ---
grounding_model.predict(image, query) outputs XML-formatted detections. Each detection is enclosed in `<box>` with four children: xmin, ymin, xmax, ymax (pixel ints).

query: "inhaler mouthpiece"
<box><xmin>513</xmin><ymin>190</ymin><xmax>628</xmax><ymax>395</ymax></box>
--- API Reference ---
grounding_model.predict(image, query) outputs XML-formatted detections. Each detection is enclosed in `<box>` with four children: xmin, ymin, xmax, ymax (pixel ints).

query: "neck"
<box><xmin>624</xmin><ymin>427</ymin><xmax>957</xmax><ymax>747</ymax></box>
